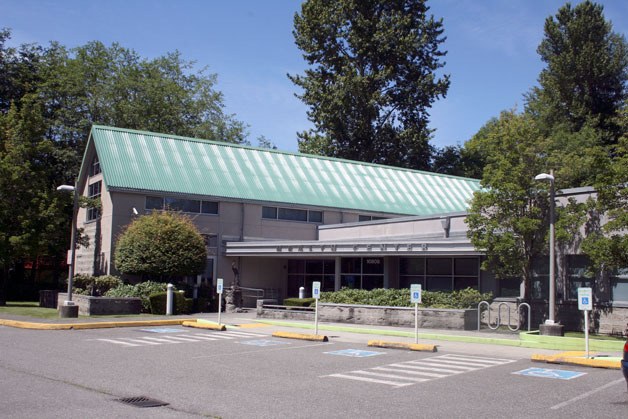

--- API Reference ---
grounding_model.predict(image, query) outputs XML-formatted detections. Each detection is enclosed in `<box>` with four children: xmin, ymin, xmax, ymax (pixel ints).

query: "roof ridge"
<box><xmin>90</xmin><ymin>125</ymin><xmax>480</xmax><ymax>183</ymax></box>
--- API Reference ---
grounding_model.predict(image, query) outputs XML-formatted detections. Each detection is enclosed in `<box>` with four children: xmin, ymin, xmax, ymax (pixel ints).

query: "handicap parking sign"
<box><xmin>513</xmin><ymin>368</ymin><xmax>586</xmax><ymax>380</ymax></box>
<box><xmin>324</xmin><ymin>349</ymin><xmax>385</xmax><ymax>358</ymax></box>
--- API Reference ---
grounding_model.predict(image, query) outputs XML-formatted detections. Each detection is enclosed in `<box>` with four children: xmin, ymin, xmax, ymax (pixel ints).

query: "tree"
<box><xmin>0</xmin><ymin>29</ymin><xmax>246</xmax><ymax>301</ymax></box>
<box><xmin>114</xmin><ymin>211</ymin><xmax>207</xmax><ymax>279</ymax></box>
<box><xmin>526</xmin><ymin>1</ymin><xmax>628</xmax><ymax>142</ymax></box>
<box><xmin>465</xmin><ymin>111</ymin><xmax>551</xmax><ymax>300</ymax></box>
<box><xmin>582</xmin><ymin>105</ymin><xmax>628</xmax><ymax>271</ymax></box>
<box><xmin>289</xmin><ymin>0</ymin><xmax>449</xmax><ymax>169</ymax></box>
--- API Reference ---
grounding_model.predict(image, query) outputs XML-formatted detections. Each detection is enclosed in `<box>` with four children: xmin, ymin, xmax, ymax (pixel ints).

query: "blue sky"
<box><xmin>2</xmin><ymin>0</ymin><xmax>627</xmax><ymax>152</ymax></box>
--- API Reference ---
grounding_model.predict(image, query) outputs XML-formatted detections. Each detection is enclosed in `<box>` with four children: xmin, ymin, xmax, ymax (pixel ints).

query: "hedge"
<box><xmin>319</xmin><ymin>287</ymin><xmax>492</xmax><ymax>309</ymax></box>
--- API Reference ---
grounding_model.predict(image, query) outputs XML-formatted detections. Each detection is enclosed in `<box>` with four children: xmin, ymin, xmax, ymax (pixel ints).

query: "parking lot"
<box><xmin>1</xmin><ymin>319</ymin><xmax>627</xmax><ymax>418</ymax></box>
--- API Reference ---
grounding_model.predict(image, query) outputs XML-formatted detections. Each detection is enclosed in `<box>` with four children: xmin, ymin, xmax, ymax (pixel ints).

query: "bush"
<box><xmin>284</xmin><ymin>298</ymin><xmax>315</xmax><ymax>307</ymax></box>
<box><xmin>149</xmin><ymin>291</ymin><xmax>189</xmax><ymax>315</ymax></box>
<box><xmin>319</xmin><ymin>287</ymin><xmax>492</xmax><ymax>309</ymax></box>
<box><xmin>105</xmin><ymin>281</ymin><xmax>169</xmax><ymax>312</ymax></box>
<box><xmin>71</xmin><ymin>274</ymin><xmax>122</xmax><ymax>296</ymax></box>
<box><xmin>115</xmin><ymin>211</ymin><xmax>207</xmax><ymax>278</ymax></box>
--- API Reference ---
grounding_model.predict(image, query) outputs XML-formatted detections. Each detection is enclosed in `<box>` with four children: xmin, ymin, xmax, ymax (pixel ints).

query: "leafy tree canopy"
<box><xmin>114</xmin><ymin>211</ymin><xmax>207</xmax><ymax>279</ymax></box>
<box><xmin>0</xmin><ymin>28</ymin><xmax>245</xmax><ymax>301</ymax></box>
<box><xmin>289</xmin><ymin>0</ymin><xmax>449</xmax><ymax>170</ymax></box>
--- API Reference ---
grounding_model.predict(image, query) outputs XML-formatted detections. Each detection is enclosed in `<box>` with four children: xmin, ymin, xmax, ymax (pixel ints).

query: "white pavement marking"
<box><xmin>550</xmin><ymin>378</ymin><xmax>626</xmax><ymax>410</ymax></box>
<box><xmin>352</xmin><ymin>370</ymin><xmax>430</xmax><ymax>383</ymax></box>
<box><xmin>324</xmin><ymin>354</ymin><xmax>517</xmax><ymax>388</ymax></box>
<box><xmin>327</xmin><ymin>373</ymin><xmax>414</xmax><ymax>388</ymax></box>
<box><xmin>92</xmin><ymin>330</ymin><xmax>267</xmax><ymax>347</ymax></box>
<box><xmin>96</xmin><ymin>339</ymin><xmax>141</xmax><ymax>347</ymax></box>
<box><xmin>141</xmin><ymin>337</ymin><xmax>184</xmax><ymax>344</ymax></box>
<box><xmin>192</xmin><ymin>341</ymin><xmax>333</xmax><ymax>359</ymax></box>
<box><xmin>374</xmin><ymin>366</ymin><xmax>449</xmax><ymax>378</ymax></box>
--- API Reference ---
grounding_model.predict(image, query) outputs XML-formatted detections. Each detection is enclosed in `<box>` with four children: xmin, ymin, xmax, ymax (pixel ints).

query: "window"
<box><xmin>146</xmin><ymin>196</ymin><xmax>164</xmax><ymax>210</ymax></box>
<box><xmin>399</xmin><ymin>257</ymin><xmax>480</xmax><ymax>292</ymax></box>
<box><xmin>87</xmin><ymin>181</ymin><xmax>101</xmax><ymax>221</ymax></box>
<box><xmin>340</xmin><ymin>257</ymin><xmax>383</xmax><ymax>290</ymax></box>
<box><xmin>262</xmin><ymin>206</ymin><xmax>277</xmax><ymax>219</ymax></box>
<box><xmin>145</xmin><ymin>196</ymin><xmax>218</xmax><ymax>215</ymax></box>
<box><xmin>165</xmin><ymin>197</ymin><xmax>200</xmax><ymax>213</ymax></box>
<box><xmin>278</xmin><ymin>207</ymin><xmax>307</xmax><ymax>222</ymax></box>
<box><xmin>89</xmin><ymin>156</ymin><xmax>101</xmax><ymax>177</ymax></box>
<box><xmin>201</xmin><ymin>201</ymin><xmax>218</xmax><ymax>215</ymax></box>
<box><xmin>262</xmin><ymin>206</ymin><xmax>322</xmax><ymax>223</ymax></box>
<box><xmin>611</xmin><ymin>268</ymin><xmax>628</xmax><ymax>303</ymax></box>
<box><xmin>358</xmin><ymin>215</ymin><xmax>386</xmax><ymax>222</ymax></box>
<box><xmin>287</xmin><ymin>259</ymin><xmax>336</xmax><ymax>296</ymax></box>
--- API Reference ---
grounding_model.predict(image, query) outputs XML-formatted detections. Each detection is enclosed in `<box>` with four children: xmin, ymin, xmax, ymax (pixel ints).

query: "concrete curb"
<box><xmin>0</xmin><ymin>318</ymin><xmax>195</xmax><ymax>330</ymax></box>
<box><xmin>182</xmin><ymin>320</ymin><xmax>226</xmax><ymax>331</ymax></box>
<box><xmin>272</xmin><ymin>331</ymin><xmax>329</xmax><ymax>342</ymax></box>
<box><xmin>531</xmin><ymin>351</ymin><xmax>621</xmax><ymax>369</ymax></box>
<box><xmin>368</xmin><ymin>340</ymin><xmax>437</xmax><ymax>352</ymax></box>
<box><xmin>256</xmin><ymin>320</ymin><xmax>624</xmax><ymax>353</ymax></box>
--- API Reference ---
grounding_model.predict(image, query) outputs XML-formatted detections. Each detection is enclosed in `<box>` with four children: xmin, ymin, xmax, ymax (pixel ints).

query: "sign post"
<box><xmin>216</xmin><ymin>278</ymin><xmax>224</xmax><ymax>326</ymax></box>
<box><xmin>577</xmin><ymin>287</ymin><xmax>592</xmax><ymax>358</ymax></box>
<box><xmin>312</xmin><ymin>281</ymin><xmax>321</xmax><ymax>335</ymax></box>
<box><xmin>410</xmin><ymin>284</ymin><xmax>422</xmax><ymax>344</ymax></box>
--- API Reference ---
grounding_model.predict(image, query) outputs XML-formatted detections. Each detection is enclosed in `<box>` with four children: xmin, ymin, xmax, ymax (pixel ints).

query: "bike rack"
<box><xmin>477</xmin><ymin>301</ymin><xmax>531</xmax><ymax>332</ymax></box>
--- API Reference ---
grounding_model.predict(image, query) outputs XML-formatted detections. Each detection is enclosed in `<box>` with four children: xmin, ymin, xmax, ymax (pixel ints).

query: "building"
<box><xmin>73</xmin><ymin>126</ymin><xmax>626</xmax><ymax>332</ymax></box>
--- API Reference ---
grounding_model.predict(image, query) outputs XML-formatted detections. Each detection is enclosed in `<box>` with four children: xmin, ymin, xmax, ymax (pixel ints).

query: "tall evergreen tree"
<box><xmin>289</xmin><ymin>0</ymin><xmax>449</xmax><ymax>169</ymax></box>
<box><xmin>526</xmin><ymin>1</ymin><xmax>628</xmax><ymax>142</ymax></box>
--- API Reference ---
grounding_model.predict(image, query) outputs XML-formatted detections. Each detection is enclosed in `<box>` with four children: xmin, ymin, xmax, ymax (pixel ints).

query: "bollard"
<box><xmin>299</xmin><ymin>287</ymin><xmax>305</xmax><ymax>299</ymax></box>
<box><xmin>166</xmin><ymin>283</ymin><xmax>173</xmax><ymax>315</ymax></box>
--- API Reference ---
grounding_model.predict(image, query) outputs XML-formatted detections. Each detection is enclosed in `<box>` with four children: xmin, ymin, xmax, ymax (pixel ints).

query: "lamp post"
<box><xmin>534</xmin><ymin>172</ymin><xmax>555</xmax><ymax>324</ymax></box>
<box><xmin>57</xmin><ymin>184</ymin><xmax>79</xmax><ymax>318</ymax></box>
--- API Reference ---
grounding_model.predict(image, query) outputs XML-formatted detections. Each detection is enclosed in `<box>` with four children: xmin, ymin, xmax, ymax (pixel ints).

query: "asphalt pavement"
<box><xmin>0</xmin><ymin>309</ymin><xmax>623</xmax><ymax>369</ymax></box>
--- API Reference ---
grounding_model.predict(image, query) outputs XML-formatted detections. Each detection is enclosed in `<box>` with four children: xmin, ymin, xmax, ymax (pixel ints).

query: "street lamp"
<box><xmin>56</xmin><ymin>184</ymin><xmax>79</xmax><ymax>318</ymax></box>
<box><xmin>535</xmin><ymin>172</ymin><xmax>555</xmax><ymax>324</ymax></box>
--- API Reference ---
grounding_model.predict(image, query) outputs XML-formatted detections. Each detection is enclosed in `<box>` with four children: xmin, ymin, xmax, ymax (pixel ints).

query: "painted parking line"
<box><xmin>513</xmin><ymin>367</ymin><xmax>587</xmax><ymax>380</ymax></box>
<box><xmin>91</xmin><ymin>330</ymin><xmax>267</xmax><ymax>347</ymax></box>
<box><xmin>323</xmin><ymin>354</ymin><xmax>517</xmax><ymax>388</ymax></box>
<box><xmin>324</xmin><ymin>349</ymin><xmax>386</xmax><ymax>358</ymax></box>
<box><xmin>238</xmin><ymin>339</ymin><xmax>290</xmax><ymax>347</ymax></box>
<box><xmin>139</xmin><ymin>327</ymin><xmax>186</xmax><ymax>334</ymax></box>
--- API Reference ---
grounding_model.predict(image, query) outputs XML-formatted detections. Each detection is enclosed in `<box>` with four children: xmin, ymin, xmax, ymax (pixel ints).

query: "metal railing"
<box><xmin>477</xmin><ymin>301</ymin><xmax>531</xmax><ymax>332</ymax></box>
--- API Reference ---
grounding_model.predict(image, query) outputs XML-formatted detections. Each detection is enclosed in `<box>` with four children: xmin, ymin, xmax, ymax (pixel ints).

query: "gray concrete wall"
<box><xmin>257</xmin><ymin>302</ymin><xmax>478</xmax><ymax>330</ymax></box>
<box><xmin>57</xmin><ymin>293</ymin><xmax>142</xmax><ymax>316</ymax></box>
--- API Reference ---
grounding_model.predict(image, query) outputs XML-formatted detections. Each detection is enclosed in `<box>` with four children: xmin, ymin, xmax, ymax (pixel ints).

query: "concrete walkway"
<box><xmin>1</xmin><ymin>310</ymin><xmax>623</xmax><ymax>369</ymax></box>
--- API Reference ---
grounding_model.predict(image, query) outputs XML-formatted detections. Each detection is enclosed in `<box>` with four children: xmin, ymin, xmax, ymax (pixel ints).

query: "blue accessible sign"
<box><xmin>324</xmin><ymin>349</ymin><xmax>385</xmax><ymax>358</ymax></box>
<box><xmin>513</xmin><ymin>368</ymin><xmax>586</xmax><ymax>380</ymax></box>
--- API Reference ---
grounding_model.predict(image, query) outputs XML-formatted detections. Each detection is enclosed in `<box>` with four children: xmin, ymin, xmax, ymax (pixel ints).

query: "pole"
<box><xmin>66</xmin><ymin>186</ymin><xmax>79</xmax><ymax>304</ymax></box>
<box><xmin>166</xmin><ymin>283</ymin><xmax>173</xmax><ymax>315</ymax></box>
<box><xmin>415</xmin><ymin>302</ymin><xmax>419</xmax><ymax>344</ymax></box>
<box><xmin>218</xmin><ymin>293</ymin><xmax>222</xmax><ymax>325</ymax></box>
<box><xmin>549</xmin><ymin>170</ymin><xmax>555</xmax><ymax>322</ymax></box>
<box><xmin>315</xmin><ymin>298</ymin><xmax>319</xmax><ymax>335</ymax></box>
<box><xmin>584</xmin><ymin>310</ymin><xmax>589</xmax><ymax>359</ymax></box>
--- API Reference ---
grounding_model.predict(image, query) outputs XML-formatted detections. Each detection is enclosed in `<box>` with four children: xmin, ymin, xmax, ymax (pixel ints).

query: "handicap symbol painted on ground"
<box><xmin>324</xmin><ymin>349</ymin><xmax>386</xmax><ymax>358</ymax></box>
<box><xmin>139</xmin><ymin>327</ymin><xmax>186</xmax><ymax>334</ymax></box>
<box><xmin>238</xmin><ymin>339</ymin><xmax>290</xmax><ymax>347</ymax></box>
<box><xmin>513</xmin><ymin>367</ymin><xmax>586</xmax><ymax>380</ymax></box>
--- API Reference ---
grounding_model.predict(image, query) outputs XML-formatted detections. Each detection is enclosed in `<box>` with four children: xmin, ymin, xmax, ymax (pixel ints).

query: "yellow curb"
<box><xmin>368</xmin><ymin>340</ymin><xmax>438</xmax><ymax>352</ymax></box>
<box><xmin>272</xmin><ymin>331</ymin><xmax>328</xmax><ymax>342</ymax></box>
<box><xmin>532</xmin><ymin>352</ymin><xmax>621</xmax><ymax>369</ymax></box>
<box><xmin>0</xmin><ymin>318</ymin><xmax>194</xmax><ymax>330</ymax></box>
<box><xmin>182</xmin><ymin>320</ymin><xmax>226</xmax><ymax>331</ymax></box>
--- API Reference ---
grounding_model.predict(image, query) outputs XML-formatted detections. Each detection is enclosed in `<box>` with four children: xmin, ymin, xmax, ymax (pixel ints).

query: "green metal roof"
<box><xmin>89</xmin><ymin>125</ymin><xmax>481</xmax><ymax>216</ymax></box>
